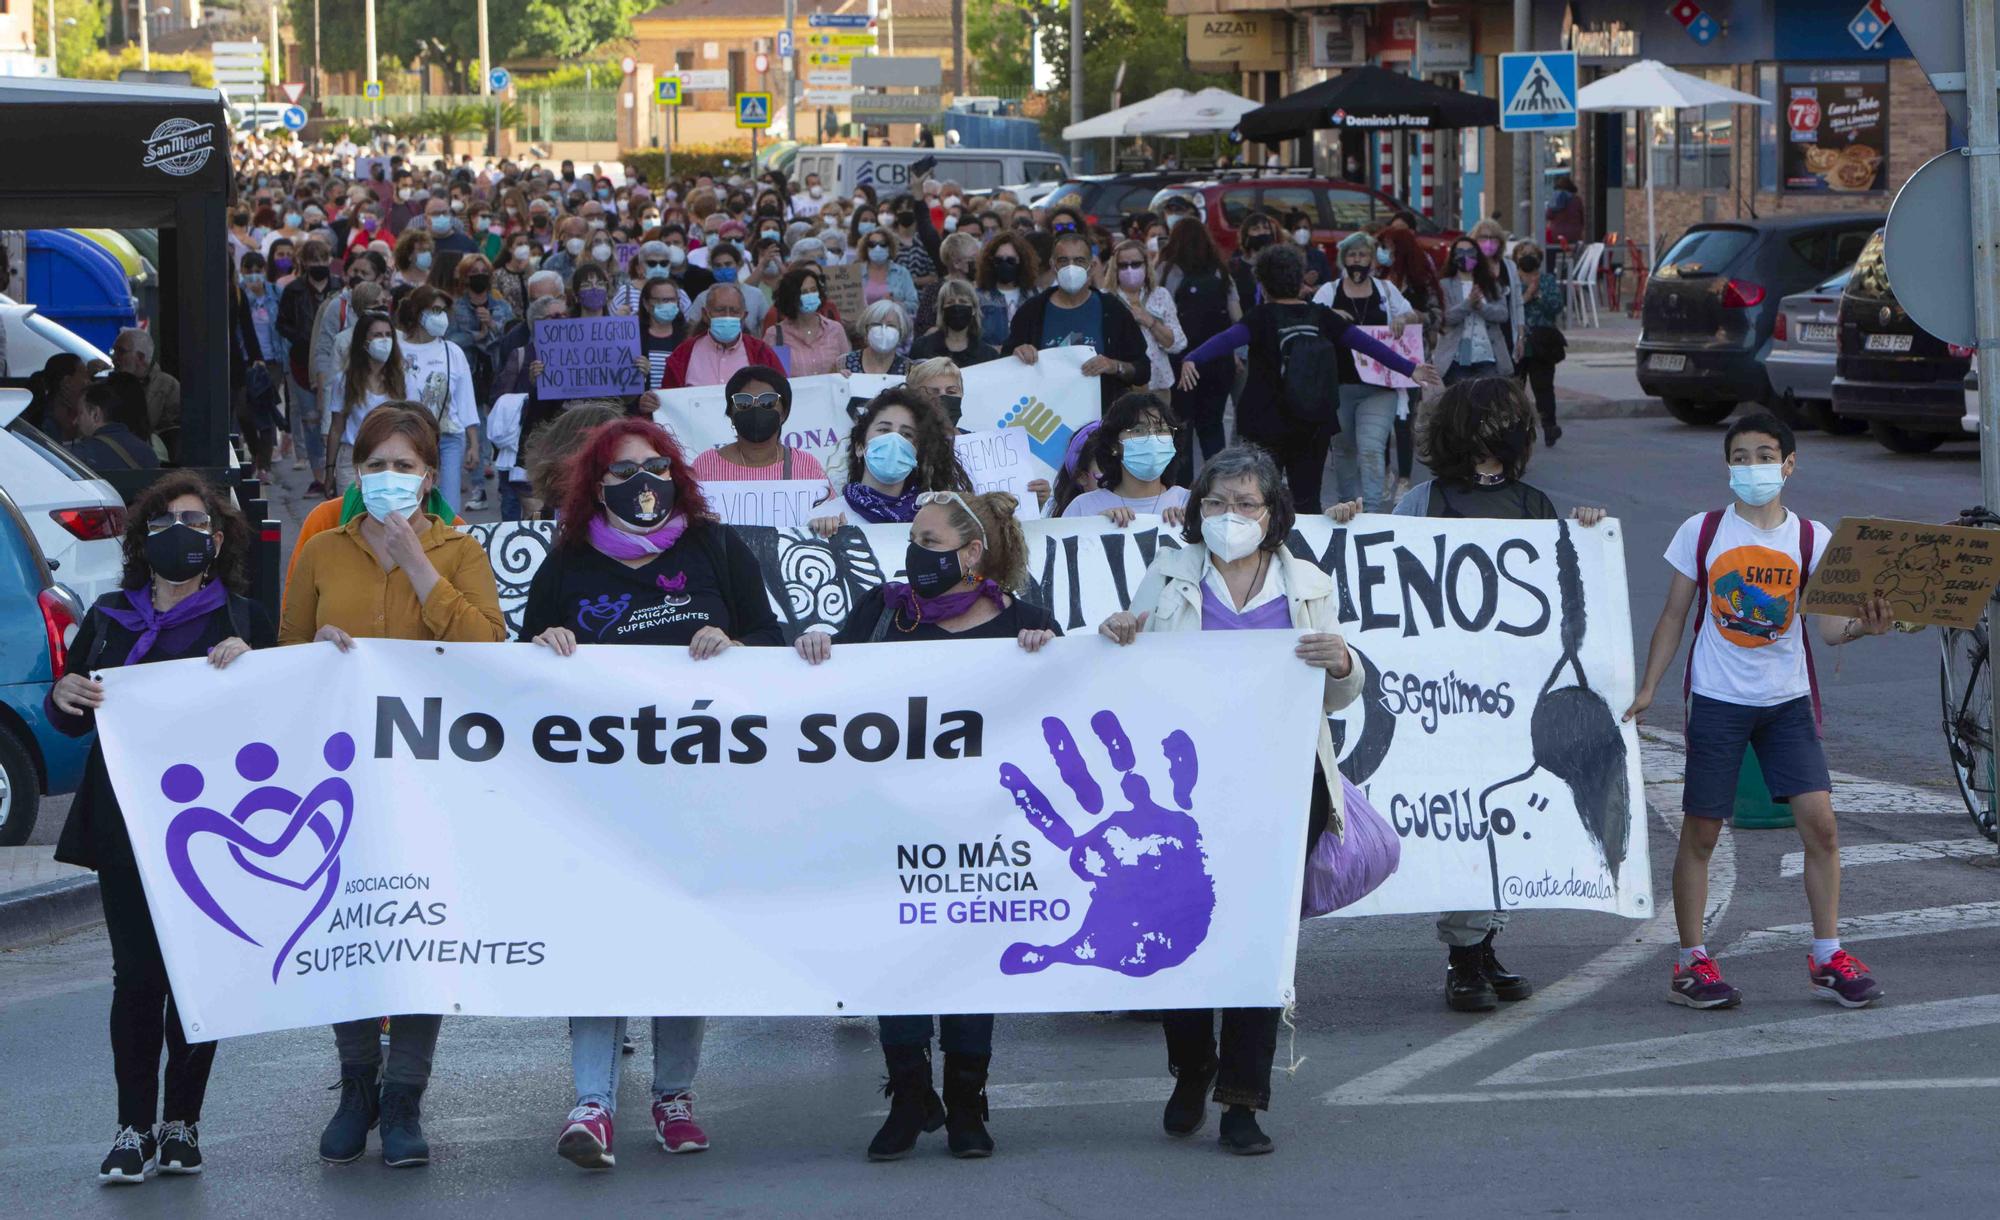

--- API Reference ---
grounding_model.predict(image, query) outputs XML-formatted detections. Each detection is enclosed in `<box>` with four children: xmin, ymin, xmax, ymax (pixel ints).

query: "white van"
<box><xmin>790</xmin><ymin>145</ymin><xmax>1069</xmax><ymax>195</ymax></box>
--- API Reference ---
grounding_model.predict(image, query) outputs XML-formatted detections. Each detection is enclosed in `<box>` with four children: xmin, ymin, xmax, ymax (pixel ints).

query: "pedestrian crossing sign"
<box><xmin>1499</xmin><ymin>51</ymin><xmax>1578</xmax><ymax>132</ymax></box>
<box><xmin>363</xmin><ymin>80</ymin><xmax>383</xmax><ymax>101</ymax></box>
<box><xmin>736</xmin><ymin>92</ymin><xmax>773</xmax><ymax>129</ymax></box>
<box><xmin>657</xmin><ymin>77</ymin><xmax>682</xmax><ymax>106</ymax></box>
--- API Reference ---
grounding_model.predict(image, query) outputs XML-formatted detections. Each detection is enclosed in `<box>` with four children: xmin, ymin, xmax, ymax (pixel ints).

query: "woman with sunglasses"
<box><xmin>794</xmin><ymin>487</ymin><xmax>1056</xmax><ymax>1161</ymax></box>
<box><xmin>281</xmin><ymin>405</ymin><xmax>505</xmax><ymax>1170</ymax></box>
<box><xmin>521</xmin><ymin>417</ymin><xmax>782</xmax><ymax>1171</ymax></box>
<box><xmin>50</xmin><ymin>473</ymin><xmax>268</xmax><ymax>1185</ymax></box>
<box><xmin>808</xmin><ymin>387</ymin><xmax>970</xmax><ymax>535</ymax></box>
<box><xmin>690</xmin><ymin>364</ymin><xmax>829</xmax><ymax>494</ymax></box>
<box><xmin>1100</xmin><ymin>238</ymin><xmax>1185</xmax><ymax>392</ymax></box>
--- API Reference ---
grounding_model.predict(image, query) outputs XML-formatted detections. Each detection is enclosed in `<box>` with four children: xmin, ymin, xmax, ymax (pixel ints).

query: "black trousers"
<box><xmin>101</xmin><ymin>865</ymin><xmax>216</xmax><ymax>1129</ymax></box>
<box><xmin>1516</xmin><ymin>355</ymin><xmax>1559</xmax><ymax>428</ymax></box>
<box><xmin>1162</xmin><ymin>1008</ymin><xmax>1282</xmax><ymax>1110</ymax></box>
<box><xmin>1250</xmin><ymin>424</ymin><xmax>1333</xmax><ymax>515</ymax></box>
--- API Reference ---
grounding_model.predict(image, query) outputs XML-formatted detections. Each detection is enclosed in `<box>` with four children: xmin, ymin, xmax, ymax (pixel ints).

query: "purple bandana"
<box><xmin>587</xmin><ymin>512</ymin><xmax>688</xmax><ymax>561</ymax></box>
<box><xmin>880</xmin><ymin>578</ymin><xmax>1007</xmax><ymax>627</ymax></box>
<box><xmin>98</xmin><ymin>580</ymin><xmax>229</xmax><ymax>665</ymax></box>
<box><xmin>843</xmin><ymin>480</ymin><xmax>920</xmax><ymax>524</ymax></box>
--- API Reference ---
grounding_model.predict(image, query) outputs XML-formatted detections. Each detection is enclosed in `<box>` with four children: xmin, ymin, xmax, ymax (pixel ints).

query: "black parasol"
<box><xmin>1236</xmin><ymin>66</ymin><xmax>1499</xmax><ymax>143</ymax></box>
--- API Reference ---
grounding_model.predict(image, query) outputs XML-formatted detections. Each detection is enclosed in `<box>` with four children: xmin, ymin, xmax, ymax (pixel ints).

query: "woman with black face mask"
<box><xmin>49</xmin><ymin>472</ymin><xmax>271</xmax><ymax>1185</ymax></box>
<box><xmin>521</xmin><ymin>416</ymin><xmax>782</xmax><ymax>1171</ymax></box>
<box><xmin>1229</xmin><ymin>212</ymin><xmax>1279</xmax><ymax>313</ymax></box>
<box><xmin>794</xmin><ymin>488</ymin><xmax>1058</xmax><ymax>1163</ymax></box>
<box><xmin>689</xmin><ymin>364</ymin><xmax>831</xmax><ymax>496</ymax></box>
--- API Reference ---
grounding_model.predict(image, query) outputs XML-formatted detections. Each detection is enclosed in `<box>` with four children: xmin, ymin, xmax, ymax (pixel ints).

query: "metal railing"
<box><xmin>321</xmin><ymin>91</ymin><xmax>617</xmax><ymax>143</ymax></box>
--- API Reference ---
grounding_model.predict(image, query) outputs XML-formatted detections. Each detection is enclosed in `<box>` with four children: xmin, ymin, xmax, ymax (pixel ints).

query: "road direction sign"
<box><xmin>281</xmin><ymin>82</ymin><xmax>305</xmax><ymax>103</ymax></box>
<box><xmin>1499</xmin><ymin>51</ymin><xmax>1578</xmax><ymax>132</ymax></box>
<box><xmin>736</xmin><ymin>92</ymin><xmax>773</xmax><ymax>129</ymax></box>
<box><xmin>363</xmin><ymin>80</ymin><xmax>383</xmax><ymax>101</ymax></box>
<box><xmin>656</xmin><ymin>77</ymin><xmax>683</xmax><ymax>106</ymax></box>
<box><xmin>849</xmin><ymin>91</ymin><xmax>943</xmax><ymax>122</ymax></box>
<box><xmin>806</xmin><ymin>31</ymin><xmax>878</xmax><ymax>48</ymax></box>
<box><xmin>808</xmin><ymin>51</ymin><xmax>865</xmax><ymax>67</ymax></box>
<box><xmin>805</xmin><ymin>88</ymin><xmax>855</xmax><ymax>106</ymax></box>
<box><xmin>1884</xmin><ymin>148</ymin><xmax>1978</xmax><ymax>348</ymax></box>
<box><xmin>678</xmin><ymin>69</ymin><xmax>729</xmax><ymax>91</ymax></box>
<box><xmin>281</xmin><ymin>105</ymin><xmax>308</xmax><ymax>131</ymax></box>
<box><xmin>806</xmin><ymin>69</ymin><xmax>852</xmax><ymax>87</ymax></box>
<box><xmin>1894</xmin><ymin>0</ymin><xmax>1991</xmax><ymax>130</ymax></box>
<box><xmin>807</xmin><ymin>12</ymin><xmax>873</xmax><ymax>28</ymax></box>
<box><xmin>489</xmin><ymin>67</ymin><xmax>511</xmax><ymax>92</ymax></box>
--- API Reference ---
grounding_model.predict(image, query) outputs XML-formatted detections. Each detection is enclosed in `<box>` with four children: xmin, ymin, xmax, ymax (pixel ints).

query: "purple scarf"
<box><xmin>587</xmin><ymin>512</ymin><xmax>689</xmax><ymax>561</ymax></box>
<box><xmin>880</xmin><ymin>578</ymin><xmax>1007</xmax><ymax>627</ymax></box>
<box><xmin>97</xmin><ymin>580</ymin><xmax>229</xmax><ymax>664</ymax></box>
<box><xmin>844</xmin><ymin>481</ymin><xmax>920</xmax><ymax>524</ymax></box>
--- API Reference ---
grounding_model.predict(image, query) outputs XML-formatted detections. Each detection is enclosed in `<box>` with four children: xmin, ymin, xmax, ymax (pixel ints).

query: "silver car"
<box><xmin>1766</xmin><ymin>268</ymin><xmax>1863</xmax><ymax>433</ymax></box>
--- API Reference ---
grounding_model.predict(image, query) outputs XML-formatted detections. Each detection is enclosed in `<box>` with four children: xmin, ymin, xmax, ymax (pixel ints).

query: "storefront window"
<box><xmin>1638</xmin><ymin>68</ymin><xmax>1733</xmax><ymax>191</ymax></box>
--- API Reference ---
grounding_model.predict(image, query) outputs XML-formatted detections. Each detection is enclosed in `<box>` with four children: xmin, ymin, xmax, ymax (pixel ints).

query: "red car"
<box><xmin>1148</xmin><ymin>175</ymin><xmax>1461</xmax><ymax>272</ymax></box>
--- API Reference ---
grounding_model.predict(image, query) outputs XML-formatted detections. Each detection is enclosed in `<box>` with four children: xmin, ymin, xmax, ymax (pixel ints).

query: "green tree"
<box><xmin>965</xmin><ymin>0</ymin><xmax>1038</xmax><ymax>93</ymax></box>
<box><xmin>1034</xmin><ymin>0</ymin><xmax>1231</xmax><ymax>145</ymax></box>
<box><xmin>33</xmin><ymin>0</ymin><xmax>107</xmax><ymax>79</ymax></box>
<box><xmin>289</xmin><ymin>0</ymin><xmax>650</xmax><ymax>91</ymax></box>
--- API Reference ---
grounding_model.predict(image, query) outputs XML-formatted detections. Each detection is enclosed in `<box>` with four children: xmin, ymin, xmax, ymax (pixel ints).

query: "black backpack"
<box><xmin>1275</xmin><ymin>316</ymin><xmax>1342</xmax><ymax>427</ymax></box>
<box><xmin>1172</xmin><ymin>269</ymin><xmax>1233</xmax><ymax>348</ymax></box>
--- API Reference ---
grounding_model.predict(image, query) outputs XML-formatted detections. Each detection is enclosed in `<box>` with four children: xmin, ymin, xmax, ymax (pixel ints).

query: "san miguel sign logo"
<box><xmin>142</xmin><ymin>117</ymin><xmax>217</xmax><ymax>177</ymax></box>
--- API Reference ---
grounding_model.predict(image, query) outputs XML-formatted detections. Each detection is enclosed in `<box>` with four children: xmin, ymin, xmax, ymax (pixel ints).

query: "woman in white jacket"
<box><xmin>1097</xmin><ymin>444</ymin><xmax>1362</xmax><ymax>1157</ymax></box>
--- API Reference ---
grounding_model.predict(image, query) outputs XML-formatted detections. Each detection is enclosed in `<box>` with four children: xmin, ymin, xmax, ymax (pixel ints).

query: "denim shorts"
<box><xmin>1682</xmin><ymin>694</ymin><xmax>1830</xmax><ymax>820</ymax></box>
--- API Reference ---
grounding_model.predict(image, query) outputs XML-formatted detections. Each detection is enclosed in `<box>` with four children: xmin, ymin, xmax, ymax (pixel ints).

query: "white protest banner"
<box><xmin>705</xmin><ymin>479</ymin><xmax>834</xmax><ymax>528</ymax></box>
<box><xmin>534</xmin><ymin>316</ymin><xmax>644</xmax><ymax>400</ymax></box>
<box><xmin>97</xmin><ymin>634</ymin><xmax>1322</xmax><ymax>1040</ymax></box>
<box><xmin>960</xmin><ymin>346</ymin><xmax>1102</xmax><ymax>482</ymax></box>
<box><xmin>657</xmin><ymin>372</ymin><xmax>850</xmax><ymax>473</ymax></box>
<box><xmin>1354</xmin><ymin>324</ymin><xmax>1423</xmax><ymax>389</ymax></box>
<box><xmin>953</xmin><ymin>428</ymin><xmax>1038</xmax><ymax>518</ymax></box>
<box><xmin>462</xmin><ymin>514</ymin><xmax>1649</xmax><ymax>921</ymax></box>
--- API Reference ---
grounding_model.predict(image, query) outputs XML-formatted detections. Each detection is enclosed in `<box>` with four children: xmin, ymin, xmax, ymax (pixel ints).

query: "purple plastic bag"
<box><xmin>1301</xmin><ymin>776</ymin><xmax>1402</xmax><ymax>917</ymax></box>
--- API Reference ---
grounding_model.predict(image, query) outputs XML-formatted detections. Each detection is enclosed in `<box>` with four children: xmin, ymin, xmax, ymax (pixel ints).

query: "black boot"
<box><xmin>318</xmin><ymin>1065</ymin><xmax>379</xmax><ymax>1164</ymax></box>
<box><xmin>1479</xmin><ymin>929</ymin><xmax>1533</xmax><ymax>1001</ymax></box>
<box><xmin>1446</xmin><ymin>945</ymin><xmax>1498</xmax><ymax>1012</ymax></box>
<box><xmin>942</xmin><ymin>1053</ymin><xmax>995</xmax><ymax>1159</ymax></box>
<box><xmin>1541</xmin><ymin>410</ymin><xmax>1563</xmax><ymax>447</ymax></box>
<box><xmin>1218</xmin><ymin>1105</ymin><xmax>1273</xmax><ymax>1155</ymax></box>
<box><xmin>377</xmin><ymin>1083</ymin><xmax>430</xmax><ymax>1167</ymax></box>
<box><xmin>867</xmin><ymin>1044</ymin><xmax>945</xmax><ymax>1161</ymax></box>
<box><xmin>1162</xmin><ymin>1057</ymin><xmax>1217</xmax><ymax>1137</ymax></box>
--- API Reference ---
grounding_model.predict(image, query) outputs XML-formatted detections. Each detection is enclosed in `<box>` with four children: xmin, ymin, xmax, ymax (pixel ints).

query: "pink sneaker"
<box><xmin>556</xmin><ymin>1101</ymin><xmax>615</xmax><ymax>1169</ymax></box>
<box><xmin>652</xmin><ymin>1092</ymin><xmax>708</xmax><ymax>1153</ymax></box>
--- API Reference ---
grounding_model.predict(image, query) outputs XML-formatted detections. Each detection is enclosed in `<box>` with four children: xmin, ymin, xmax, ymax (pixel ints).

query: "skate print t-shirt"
<box><xmin>1664</xmin><ymin>505</ymin><xmax>1829</xmax><ymax>708</ymax></box>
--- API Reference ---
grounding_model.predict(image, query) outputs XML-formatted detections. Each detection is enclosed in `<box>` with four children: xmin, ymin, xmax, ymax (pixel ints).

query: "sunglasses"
<box><xmin>645</xmin><ymin>260</ymin><xmax>671</xmax><ymax>269</ymax></box>
<box><xmin>729</xmin><ymin>392</ymin><xmax>783</xmax><ymax>410</ymax></box>
<box><xmin>147</xmin><ymin>510</ymin><xmax>213</xmax><ymax>534</ymax></box>
<box><xmin>606</xmin><ymin>458</ymin><xmax>674</xmax><ymax>480</ymax></box>
<box><xmin>1116</xmin><ymin>261</ymin><xmax>1146</xmax><ymax>271</ymax></box>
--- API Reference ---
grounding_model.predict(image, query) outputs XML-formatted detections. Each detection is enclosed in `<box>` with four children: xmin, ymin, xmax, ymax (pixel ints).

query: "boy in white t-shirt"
<box><xmin>1625</xmin><ymin>411</ymin><xmax>1893</xmax><ymax>1011</ymax></box>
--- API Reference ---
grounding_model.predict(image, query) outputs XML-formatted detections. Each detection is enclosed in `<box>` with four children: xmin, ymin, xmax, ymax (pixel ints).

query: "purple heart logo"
<box><xmin>162</xmin><ymin>733</ymin><xmax>357</xmax><ymax>982</ymax></box>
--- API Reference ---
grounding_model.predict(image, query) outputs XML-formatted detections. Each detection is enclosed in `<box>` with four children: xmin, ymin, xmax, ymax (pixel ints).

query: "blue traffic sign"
<box><xmin>736</xmin><ymin>92</ymin><xmax>772</xmax><ymax>129</ymax></box>
<box><xmin>489</xmin><ymin>67</ymin><xmax>511</xmax><ymax>92</ymax></box>
<box><xmin>1498</xmin><ymin>51</ymin><xmax>1578</xmax><ymax>132</ymax></box>
<box><xmin>281</xmin><ymin>104</ymin><xmax>308</xmax><ymax>131</ymax></box>
<box><xmin>777</xmin><ymin>30</ymin><xmax>794</xmax><ymax>59</ymax></box>
<box><xmin>807</xmin><ymin>13</ymin><xmax>872</xmax><ymax>28</ymax></box>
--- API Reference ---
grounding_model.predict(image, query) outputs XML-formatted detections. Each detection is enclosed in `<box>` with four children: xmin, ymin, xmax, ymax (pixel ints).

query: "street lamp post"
<box><xmin>478</xmin><ymin>0</ymin><xmax>495</xmax><ymax>156</ymax></box>
<box><xmin>364</xmin><ymin>0</ymin><xmax>378</xmax><ymax>120</ymax></box>
<box><xmin>1068</xmin><ymin>0</ymin><xmax>1082</xmax><ymax>168</ymax></box>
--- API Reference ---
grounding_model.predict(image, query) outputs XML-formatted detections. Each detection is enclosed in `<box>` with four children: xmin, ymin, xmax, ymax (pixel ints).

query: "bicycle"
<box><xmin>1939</xmin><ymin>505</ymin><xmax>2000</xmax><ymax>841</ymax></box>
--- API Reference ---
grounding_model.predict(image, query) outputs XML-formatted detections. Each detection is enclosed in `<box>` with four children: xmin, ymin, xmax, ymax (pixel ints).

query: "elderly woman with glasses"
<box><xmin>1097</xmin><ymin>444</ymin><xmax>1362</xmax><ymax>1157</ymax></box>
<box><xmin>844</xmin><ymin>299</ymin><xmax>912</xmax><ymax>376</ymax></box>
<box><xmin>794</xmin><ymin>487</ymin><xmax>1057</xmax><ymax>1162</ymax></box>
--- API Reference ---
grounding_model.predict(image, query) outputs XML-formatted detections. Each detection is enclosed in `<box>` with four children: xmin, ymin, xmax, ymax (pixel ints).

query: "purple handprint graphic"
<box><xmin>995</xmin><ymin>712</ymin><xmax>1214</xmax><ymax>977</ymax></box>
<box><xmin>162</xmin><ymin>733</ymin><xmax>356</xmax><ymax>983</ymax></box>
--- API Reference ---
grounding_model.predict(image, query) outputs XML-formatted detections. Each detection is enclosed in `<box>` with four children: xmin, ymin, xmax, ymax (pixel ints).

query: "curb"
<box><xmin>0</xmin><ymin>875</ymin><xmax>101</xmax><ymax>950</ymax></box>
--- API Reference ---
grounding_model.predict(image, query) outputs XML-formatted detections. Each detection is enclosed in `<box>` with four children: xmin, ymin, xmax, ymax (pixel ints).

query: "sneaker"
<box><xmin>465</xmin><ymin>491</ymin><xmax>489</xmax><ymax>511</ymax></box>
<box><xmin>652</xmin><ymin>1092</ymin><xmax>708</xmax><ymax>1153</ymax></box>
<box><xmin>158</xmin><ymin>1120</ymin><xmax>202</xmax><ymax>1174</ymax></box>
<box><xmin>1669</xmin><ymin>952</ymin><xmax>1742</xmax><ymax>1009</ymax></box>
<box><xmin>98</xmin><ymin>1125</ymin><xmax>157</xmax><ymax>1184</ymax></box>
<box><xmin>304</xmin><ymin>480</ymin><xmax>328</xmax><ymax>498</ymax></box>
<box><xmin>1809</xmin><ymin>950</ymin><xmax>1883</xmax><ymax>1008</ymax></box>
<box><xmin>556</xmin><ymin>1102</ymin><xmax>615</xmax><ymax>1169</ymax></box>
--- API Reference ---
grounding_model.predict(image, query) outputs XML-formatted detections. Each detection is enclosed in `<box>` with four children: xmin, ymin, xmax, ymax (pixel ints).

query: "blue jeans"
<box><xmin>571</xmin><ymin>1016</ymin><xmax>704</xmax><ymax>1112</ymax></box>
<box><xmin>436</xmin><ymin>431</ymin><xmax>465</xmax><ymax>516</ymax></box>
<box><xmin>499</xmin><ymin>478</ymin><xmax>526</xmax><ymax>521</ymax></box>
<box><xmin>1330</xmin><ymin>384</ymin><xmax>1398</xmax><ymax>512</ymax></box>
<box><xmin>289</xmin><ymin>372</ymin><xmax>325</xmax><ymax>473</ymax></box>
<box><xmin>878</xmin><ymin>1014</ymin><xmax>993</xmax><ymax>1056</ymax></box>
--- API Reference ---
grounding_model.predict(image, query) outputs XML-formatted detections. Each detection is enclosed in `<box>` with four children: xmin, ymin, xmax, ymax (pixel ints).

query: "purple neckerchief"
<box><xmin>844</xmin><ymin>481</ymin><xmax>920</xmax><ymax>524</ymax></box>
<box><xmin>880</xmin><ymin>579</ymin><xmax>1007</xmax><ymax>626</ymax></box>
<box><xmin>587</xmin><ymin>512</ymin><xmax>689</xmax><ymax>561</ymax></box>
<box><xmin>97</xmin><ymin>580</ymin><xmax>229</xmax><ymax>665</ymax></box>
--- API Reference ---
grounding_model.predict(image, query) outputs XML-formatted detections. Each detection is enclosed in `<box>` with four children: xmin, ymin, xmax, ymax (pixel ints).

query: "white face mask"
<box><xmin>867</xmin><ymin>323</ymin><xmax>900</xmax><ymax>354</ymax></box>
<box><xmin>1055</xmin><ymin>264</ymin><xmax>1090</xmax><ymax>294</ymax></box>
<box><xmin>944</xmin><ymin>195</ymin><xmax>962</xmax><ymax>208</ymax></box>
<box><xmin>1293</xmin><ymin>228</ymin><xmax>1312</xmax><ymax>246</ymax></box>
<box><xmin>592</xmin><ymin>243</ymin><xmax>613</xmax><ymax>262</ymax></box>
<box><xmin>365</xmin><ymin>335</ymin><xmax>395</xmax><ymax>363</ymax></box>
<box><xmin>421</xmin><ymin>309</ymin><xmax>450</xmax><ymax>337</ymax></box>
<box><xmin>1200</xmin><ymin>512</ymin><xmax>1264</xmax><ymax>563</ymax></box>
<box><xmin>565</xmin><ymin>237</ymin><xmax>586</xmax><ymax>256</ymax></box>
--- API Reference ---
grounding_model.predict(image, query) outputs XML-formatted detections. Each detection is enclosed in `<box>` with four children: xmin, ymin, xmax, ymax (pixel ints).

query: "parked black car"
<box><xmin>1637</xmin><ymin>213</ymin><xmax>1882</xmax><ymax>426</ymax></box>
<box><xmin>1830</xmin><ymin>229</ymin><xmax>1976</xmax><ymax>453</ymax></box>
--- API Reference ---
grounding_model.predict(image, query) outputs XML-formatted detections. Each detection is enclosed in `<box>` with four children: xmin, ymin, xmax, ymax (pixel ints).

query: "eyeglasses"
<box><xmin>1051</xmin><ymin>222</ymin><xmax>1078</xmax><ymax>233</ymax></box>
<box><xmin>1200</xmin><ymin>496</ymin><xmax>1267</xmax><ymax>516</ymax></box>
<box><xmin>729</xmin><ymin>392</ymin><xmax>783</xmax><ymax>410</ymax></box>
<box><xmin>606</xmin><ymin>457</ymin><xmax>674</xmax><ymax>480</ymax></box>
<box><xmin>147</xmin><ymin>510</ymin><xmax>213</xmax><ymax>534</ymax></box>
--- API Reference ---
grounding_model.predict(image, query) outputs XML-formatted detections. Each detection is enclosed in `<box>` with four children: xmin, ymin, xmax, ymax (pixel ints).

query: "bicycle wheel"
<box><xmin>1940</xmin><ymin>621</ymin><xmax>1998</xmax><ymax>842</ymax></box>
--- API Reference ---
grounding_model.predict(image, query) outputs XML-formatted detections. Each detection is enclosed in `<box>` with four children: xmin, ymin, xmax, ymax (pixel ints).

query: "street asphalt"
<box><xmin>4</xmin><ymin>409</ymin><xmax>1997</xmax><ymax>1217</ymax></box>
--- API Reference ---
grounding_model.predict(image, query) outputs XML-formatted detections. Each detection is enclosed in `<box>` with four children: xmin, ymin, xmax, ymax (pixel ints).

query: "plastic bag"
<box><xmin>1301</xmin><ymin>777</ymin><xmax>1402</xmax><ymax>917</ymax></box>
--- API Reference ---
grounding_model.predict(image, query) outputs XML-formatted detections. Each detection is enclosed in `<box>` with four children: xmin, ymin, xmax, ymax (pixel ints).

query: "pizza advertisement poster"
<box><xmin>1781</xmin><ymin>64</ymin><xmax>1888</xmax><ymax>194</ymax></box>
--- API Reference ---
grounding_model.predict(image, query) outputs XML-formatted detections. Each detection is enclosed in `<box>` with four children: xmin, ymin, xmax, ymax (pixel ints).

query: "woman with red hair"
<box><xmin>516</xmin><ymin>415</ymin><xmax>780</xmax><ymax>1172</ymax></box>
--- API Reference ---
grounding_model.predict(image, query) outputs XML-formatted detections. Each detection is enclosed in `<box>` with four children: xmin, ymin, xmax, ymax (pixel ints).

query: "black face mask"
<box><xmin>942</xmin><ymin>304</ymin><xmax>975</xmax><ymax>331</ymax></box>
<box><xmin>145</xmin><ymin>524</ymin><xmax>215</xmax><ymax>584</ymax></box>
<box><xmin>896</xmin><ymin>212</ymin><xmax>918</xmax><ymax>227</ymax></box>
<box><xmin>467</xmin><ymin>273</ymin><xmax>492</xmax><ymax>294</ymax></box>
<box><xmin>1518</xmin><ymin>256</ymin><xmax>1542</xmax><ymax>273</ymax></box>
<box><xmin>731</xmin><ymin>403</ymin><xmax>782</xmax><ymax>443</ymax></box>
<box><xmin>1245</xmin><ymin>232</ymin><xmax>1273</xmax><ymax>252</ymax></box>
<box><xmin>306</xmin><ymin>264</ymin><xmax>330</xmax><ymax>282</ymax></box>
<box><xmin>602</xmin><ymin>471</ymin><xmax>676</xmax><ymax>530</ymax></box>
<box><xmin>905</xmin><ymin>540</ymin><xmax>965</xmax><ymax>599</ymax></box>
<box><xmin>993</xmin><ymin>261</ymin><xmax>1020</xmax><ymax>285</ymax></box>
<box><xmin>938</xmin><ymin>393</ymin><xmax>963</xmax><ymax>426</ymax></box>
<box><xmin>1344</xmin><ymin>263</ymin><xmax>1371</xmax><ymax>282</ymax></box>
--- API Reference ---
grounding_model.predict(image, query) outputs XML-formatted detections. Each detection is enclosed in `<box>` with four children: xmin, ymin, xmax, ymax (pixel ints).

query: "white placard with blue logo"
<box><xmin>280</xmin><ymin>105</ymin><xmax>308</xmax><ymax>131</ymax></box>
<box><xmin>1499</xmin><ymin>51</ymin><xmax>1578</xmax><ymax>133</ymax></box>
